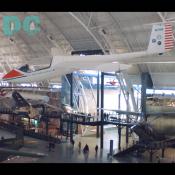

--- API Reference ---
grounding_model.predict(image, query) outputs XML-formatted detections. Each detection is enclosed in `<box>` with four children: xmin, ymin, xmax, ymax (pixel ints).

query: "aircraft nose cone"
<box><xmin>2</xmin><ymin>69</ymin><xmax>23</xmax><ymax>79</ymax></box>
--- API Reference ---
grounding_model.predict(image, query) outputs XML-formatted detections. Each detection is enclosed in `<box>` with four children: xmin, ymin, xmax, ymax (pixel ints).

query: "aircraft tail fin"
<box><xmin>147</xmin><ymin>22</ymin><xmax>174</xmax><ymax>54</ymax></box>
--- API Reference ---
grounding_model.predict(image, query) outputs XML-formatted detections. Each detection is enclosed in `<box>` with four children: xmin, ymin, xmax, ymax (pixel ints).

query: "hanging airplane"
<box><xmin>103</xmin><ymin>109</ymin><xmax>175</xmax><ymax>161</ymax></box>
<box><xmin>113</xmin><ymin>120</ymin><xmax>175</xmax><ymax>162</ymax></box>
<box><xmin>1</xmin><ymin>22</ymin><xmax>174</xmax><ymax>83</ymax></box>
<box><xmin>106</xmin><ymin>79</ymin><xmax>118</xmax><ymax>86</ymax></box>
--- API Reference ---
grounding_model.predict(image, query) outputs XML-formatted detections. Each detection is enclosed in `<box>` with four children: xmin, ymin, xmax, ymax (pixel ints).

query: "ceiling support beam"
<box><xmin>109</xmin><ymin>12</ymin><xmax>134</xmax><ymax>53</ymax></box>
<box><xmin>87</xmin><ymin>12</ymin><xmax>93</xmax><ymax>28</ymax></box>
<box><xmin>157</xmin><ymin>12</ymin><xmax>166</xmax><ymax>22</ymax></box>
<box><xmin>69</xmin><ymin>12</ymin><xmax>107</xmax><ymax>54</ymax></box>
<box><xmin>42</xmin><ymin>13</ymin><xmax>73</xmax><ymax>54</ymax></box>
<box><xmin>109</xmin><ymin>12</ymin><xmax>144</xmax><ymax>75</ymax></box>
<box><xmin>164</xmin><ymin>12</ymin><xmax>168</xmax><ymax>19</ymax></box>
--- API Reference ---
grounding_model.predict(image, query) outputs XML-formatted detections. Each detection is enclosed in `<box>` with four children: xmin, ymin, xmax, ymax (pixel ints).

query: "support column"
<box><xmin>71</xmin><ymin>73</ymin><xmax>73</xmax><ymax>108</ymax></box>
<box><xmin>162</xmin><ymin>148</ymin><xmax>165</xmax><ymax>158</ymax></box>
<box><xmin>66</xmin><ymin>73</ymin><xmax>74</xmax><ymax>108</ymax></box>
<box><xmin>118</xmin><ymin>122</ymin><xmax>121</xmax><ymax>151</ymax></box>
<box><xmin>96</xmin><ymin>71</ymin><xmax>100</xmax><ymax>138</ymax></box>
<box><xmin>100</xmin><ymin>72</ymin><xmax>104</xmax><ymax>149</ymax></box>
<box><xmin>75</xmin><ymin>123</ymin><xmax>78</xmax><ymax>134</ymax></box>
<box><xmin>66</xmin><ymin>121</ymin><xmax>69</xmax><ymax>140</ymax></box>
<box><xmin>141</xmin><ymin>72</ymin><xmax>153</xmax><ymax>121</ymax></box>
<box><xmin>118</xmin><ymin>84</ymin><xmax>121</xmax><ymax>150</ymax></box>
<box><xmin>60</xmin><ymin>114</ymin><xmax>63</xmax><ymax>135</ymax></box>
<box><xmin>109</xmin><ymin>140</ymin><xmax>114</xmax><ymax>156</ymax></box>
<box><xmin>28</xmin><ymin>118</ymin><xmax>30</xmax><ymax>129</ymax></box>
<box><xmin>126</xmin><ymin>92</ymin><xmax>129</xmax><ymax>146</ymax></box>
<box><xmin>77</xmin><ymin>88</ymin><xmax>80</xmax><ymax>108</ymax></box>
<box><xmin>70</xmin><ymin>115</ymin><xmax>73</xmax><ymax>142</ymax></box>
<box><xmin>96</xmin><ymin>118</ymin><xmax>100</xmax><ymax>138</ymax></box>
<box><xmin>45</xmin><ymin>119</ymin><xmax>48</xmax><ymax>136</ymax></box>
<box><xmin>118</xmin><ymin>91</ymin><xmax>121</xmax><ymax>110</ymax></box>
<box><xmin>141</xmin><ymin>73</ymin><xmax>147</xmax><ymax>121</ymax></box>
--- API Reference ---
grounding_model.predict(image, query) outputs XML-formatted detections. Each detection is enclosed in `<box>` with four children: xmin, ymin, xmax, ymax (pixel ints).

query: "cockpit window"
<box><xmin>18</xmin><ymin>58</ymin><xmax>52</xmax><ymax>73</ymax></box>
<box><xmin>19</xmin><ymin>64</ymin><xmax>30</xmax><ymax>72</ymax></box>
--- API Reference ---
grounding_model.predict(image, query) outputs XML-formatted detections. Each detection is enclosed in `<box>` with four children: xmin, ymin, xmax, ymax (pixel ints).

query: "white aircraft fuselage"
<box><xmin>1</xmin><ymin>22</ymin><xmax>174</xmax><ymax>83</ymax></box>
<box><xmin>2</xmin><ymin>52</ymin><xmax>148</xmax><ymax>83</ymax></box>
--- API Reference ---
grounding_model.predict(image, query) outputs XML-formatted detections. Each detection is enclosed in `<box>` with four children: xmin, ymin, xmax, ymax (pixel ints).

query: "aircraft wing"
<box><xmin>83</xmin><ymin>62</ymin><xmax>131</xmax><ymax>72</ymax></box>
<box><xmin>53</xmin><ymin>55</ymin><xmax>131</xmax><ymax>73</ymax></box>
<box><xmin>147</xmin><ymin>112</ymin><xmax>175</xmax><ymax>116</ymax></box>
<box><xmin>135</xmin><ymin>137</ymin><xmax>175</xmax><ymax>150</ymax></box>
<box><xmin>119</xmin><ymin>55</ymin><xmax>175</xmax><ymax>64</ymax></box>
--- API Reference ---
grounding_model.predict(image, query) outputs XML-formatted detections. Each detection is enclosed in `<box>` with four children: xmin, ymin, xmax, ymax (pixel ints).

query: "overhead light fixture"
<box><xmin>9</xmin><ymin>37</ymin><xmax>15</xmax><ymax>43</ymax></box>
<box><xmin>99</xmin><ymin>28</ymin><xmax>107</xmax><ymax>35</ymax></box>
<box><xmin>47</xmin><ymin>34</ymin><xmax>54</xmax><ymax>41</ymax></box>
<box><xmin>10</xmin><ymin>38</ymin><xmax>13</xmax><ymax>42</ymax></box>
<box><xmin>102</xmin><ymin>29</ymin><xmax>106</xmax><ymax>35</ymax></box>
<box><xmin>112</xmin><ymin>61</ymin><xmax>118</xmax><ymax>64</ymax></box>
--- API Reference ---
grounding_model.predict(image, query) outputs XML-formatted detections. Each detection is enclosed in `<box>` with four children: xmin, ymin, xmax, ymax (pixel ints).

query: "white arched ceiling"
<box><xmin>0</xmin><ymin>12</ymin><xmax>174</xmax><ymax>87</ymax></box>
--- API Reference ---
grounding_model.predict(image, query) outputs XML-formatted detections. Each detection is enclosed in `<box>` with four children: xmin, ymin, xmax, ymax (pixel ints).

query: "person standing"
<box><xmin>83</xmin><ymin>144</ymin><xmax>89</xmax><ymax>153</ymax></box>
<box><xmin>156</xmin><ymin>156</ymin><xmax>160</xmax><ymax>163</ymax></box>
<box><xmin>86</xmin><ymin>144</ymin><xmax>89</xmax><ymax>152</ymax></box>
<box><xmin>48</xmin><ymin>142</ymin><xmax>52</xmax><ymax>152</ymax></box>
<box><xmin>71</xmin><ymin>139</ymin><xmax>75</xmax><ymax>147</ymax></box>
<box><xmin>78</xmin><ymin>141</ymin><xmax>81</xmax><ymax>151</ymax></box>
<box><xmin>95</xmin><ymin>145</ymin><xmax>98</xmax><ymax>154</ymax></box>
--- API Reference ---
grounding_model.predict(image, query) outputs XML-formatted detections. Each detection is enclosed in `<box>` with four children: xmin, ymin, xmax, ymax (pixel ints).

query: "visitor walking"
<box><xmin>71</xmin><ymin>139</ymin><xmax>75</xmax><ymax>147</ymax></box>
<box><xmin>83</xmin><ymin>144</ymin><xmax>89</xmax><ymax>153</ymax></box>
<box><xmin>78</xmin><ymin>141</ymin><xmax>81</xmax><ymax>151</ymax></box>
<box><xmin>95</xmin><ymin>145</ymin><xmax>98</xmax><ymax>154</ymax></box>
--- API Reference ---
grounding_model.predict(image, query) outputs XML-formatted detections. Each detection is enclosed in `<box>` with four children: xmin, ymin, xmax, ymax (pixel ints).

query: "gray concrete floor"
<box><xmin>1</xmin><ymin>127</ymin><xmax>175</xmax><ymax>163</ymax></box>
<box><xmin>0</xmin><ymin>129</ymin><xmax>15</xmax><ymax>139</ymax></box>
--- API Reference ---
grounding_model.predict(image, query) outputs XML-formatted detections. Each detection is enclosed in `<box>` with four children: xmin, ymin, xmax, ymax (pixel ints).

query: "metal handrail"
<box><xmin>72</xmin><ymin>76</ymin><xmax>84</xmax><ymax>112</ymax></box>
<box><xmin>74</xmin><ymin>74</ymin><xmax>89</xmax><ymax>113</ymax></box>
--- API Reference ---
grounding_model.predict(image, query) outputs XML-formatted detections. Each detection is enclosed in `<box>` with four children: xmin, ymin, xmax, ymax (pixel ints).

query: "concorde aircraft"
<box><xmin>103</xmin><ymin>107</ymin><xmax>175</xmax><ymax>160</ymax></box>
<box><xmin>1</xmin><ymin>22</ymin><xmax>174</xmax><ymax>83</ymax></box>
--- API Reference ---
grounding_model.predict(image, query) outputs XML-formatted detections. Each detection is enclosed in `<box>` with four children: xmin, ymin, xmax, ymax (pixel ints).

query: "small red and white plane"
<box><xmin>106</xmin><ymin>79</ymin><xmax>118</xmax><ymax>86</ymax></box>
<box><xmin>1</xmin><ymin>22</ymin><xmax>174</xmax><ymax>83</ymax></box>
